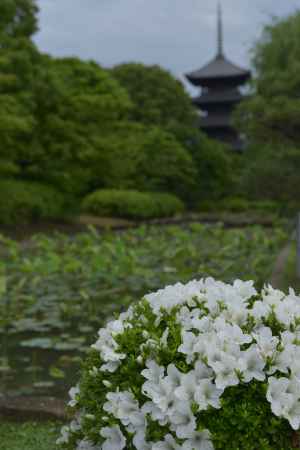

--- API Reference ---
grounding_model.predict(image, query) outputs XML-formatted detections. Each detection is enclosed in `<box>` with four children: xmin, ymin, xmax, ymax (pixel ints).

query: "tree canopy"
<box><xmin>111</xmin><ymin>63</ymin><xmax>197</xmax><ymax>130</ymax></box>
<box><xmin>0</xmin><ymin>0</ymin><xmax>38</xmax><ymax>42</ymax></box>
<box><xmin>0</xmin><ymin>5</ymin><xmax>234</xmax><ymax>218</ymax></box>
<box><xmin>236</xmin><ymin>11</ymin><xmax>300</xmax><ymax>203</ymax></box>
<box><xmin>237</xmin><ymin>11</ymin><xmax>300</xmax><ymax>146</ymax></box>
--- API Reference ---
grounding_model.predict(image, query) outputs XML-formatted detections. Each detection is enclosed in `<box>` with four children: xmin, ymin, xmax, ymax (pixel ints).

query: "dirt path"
<box><xmin>269</xmin><ymin>239</ymin><xmax>293</xmax><ymax>288</ymax></box>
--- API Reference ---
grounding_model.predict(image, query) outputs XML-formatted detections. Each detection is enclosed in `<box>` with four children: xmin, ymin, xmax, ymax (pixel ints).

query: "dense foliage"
<box><xmin>236</xmin><ymin>11</ymin><xmax>300</xmax><ymax>204</ymax></box>
<box><xmin>0</xmin><ymin>3</ymin><xmax>235</xmax><ymax>218</ymax></box>
<box><xmin>59</xmin><ymin>279</ymin><xmax>300</xmax><ymax>449</ymax></box>
<box><xmin>0</xmin><ymin>0</ymin><xmax>38</xmax><ymax>41</ymax></box>
<box><xmin>111</xmin><ymin>63</ymin><xmax>197</xmax><ymax>130</ymax></box>
<box><xmin>111</xmin><ymin>63</ymin><xmax>233</xmax><ymax>204</ymax></box>
<box><xmin>21</xmin><ymin>56</ymin><xmax>132</xmax><ymax>196</ymax></box>
<box><xmin>0</xmin><ymin>179</ymin><xmax>66</xmax><ymax>224</ymax></box>
<box><xmin>199</xmin><ymin>198</ymin><xmax>280</xmax><ymax>215</ymax></box>
<box><xmin>0</xmin><ymin>224</ymin><xmax>286</xmax><ymax>397</ymax></box>
<box><xmin>82</xmin><ymin>190</ymin><xmax>184</xmax><ymax>220</ymax></box>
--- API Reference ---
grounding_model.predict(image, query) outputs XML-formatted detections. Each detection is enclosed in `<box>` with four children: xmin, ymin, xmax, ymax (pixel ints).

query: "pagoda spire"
<box><xmin>217</xmin><ymin>2</ymin><xmax>224</xmax><ymax>58</ymax></box>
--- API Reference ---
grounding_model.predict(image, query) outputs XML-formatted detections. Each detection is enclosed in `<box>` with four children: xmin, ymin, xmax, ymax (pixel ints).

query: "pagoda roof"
<box><xmin>186</xmin><ymin>55</ymin><xmax>251</xmax><ymax>87</ymax></box>
<box><xmin>193</xmin><ymin>88</ymin><xmax>243</xmax><ymax>106</ymax></box>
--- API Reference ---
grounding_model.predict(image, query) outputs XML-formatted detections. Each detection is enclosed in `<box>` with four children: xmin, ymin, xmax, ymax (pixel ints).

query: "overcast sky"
<box><xmin>34</xmin><ymin>1</ymin><xmax>300</xmax><ymax>93</ymax></box>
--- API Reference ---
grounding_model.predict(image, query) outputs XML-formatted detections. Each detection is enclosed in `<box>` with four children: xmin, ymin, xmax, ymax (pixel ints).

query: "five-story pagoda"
<box><xmin>186</xmin><ymin>4</ymin><xmax>251</xmax><ymax>150</ymax></box>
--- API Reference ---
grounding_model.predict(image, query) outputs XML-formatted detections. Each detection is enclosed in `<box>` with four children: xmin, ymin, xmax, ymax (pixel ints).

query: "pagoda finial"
<box><xmin>217</xmin><ymin>2</ymin><xmax>224</xmax><ymax>58</ymax></box>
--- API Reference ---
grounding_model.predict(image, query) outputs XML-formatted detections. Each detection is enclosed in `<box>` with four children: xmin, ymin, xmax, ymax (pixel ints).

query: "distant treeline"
<box><xmin>0</xmin><ymin>1</ymin><xmax>300</xmax><ymax>224</ymax></box>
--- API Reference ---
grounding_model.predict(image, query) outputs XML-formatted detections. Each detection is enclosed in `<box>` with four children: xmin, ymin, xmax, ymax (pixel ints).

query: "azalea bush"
<box><xmin>57</xmin><ymin>278</ymin><xmax>300</xmax><ymax>449</ymax></box>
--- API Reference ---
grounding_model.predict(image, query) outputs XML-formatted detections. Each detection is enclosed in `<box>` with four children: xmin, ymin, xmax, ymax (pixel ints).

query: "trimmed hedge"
<box><xmin>81</xmin><ymin>189</ymin><xmax>184</xmax><ymax>220</ymax></box>
<box><xmin>199</xmin><ymin>198</ymin><xmax>280</xmax><ymax>215</ymax></box>
<box><xmin>0</xmin><ymin>179</ymin><xmax>66</xmax><ymax>225</ymax></box>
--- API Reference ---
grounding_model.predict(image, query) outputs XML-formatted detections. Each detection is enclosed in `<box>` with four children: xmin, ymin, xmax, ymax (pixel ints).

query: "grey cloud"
<box><xmin>35</xmin><ymin>0</ymin><xmax>300</xmax><ymax>93</ymax></box>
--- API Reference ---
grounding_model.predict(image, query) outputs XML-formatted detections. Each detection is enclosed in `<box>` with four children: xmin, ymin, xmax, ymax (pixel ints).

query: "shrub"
<box><xmin>0</xmin><ymin>179</ymin><xmax>66</xmax><ymax>225</ymax></box>
<box><xmin>198</xmin><ymin>199</ymin><xmax>280</xmax><ymax>216</ymax></box>
<box><xmin>58</xmin><ymin>279</ymin><xmax>300</xmax><ymax>449</ymax></box>
<box><xmin>151</xmin><ymin>193</ymin><xmax>185</xmax><ymax>218</ymax></box>
<box><xmin>81</xmin><ymin>190</ymin><xmax>184</xmax><ymax>220</ymax></box>
<box><xmin>250</xmin><ymin>200</ymin><xmax>280</xmax><ymax>214</ymax></box>
<box><xmin>198</xmin><ymin>200</ymin><xmax>219</xmax><ymax>213</ymax></box>
<box><xmin>221</xmin><ymin>197</ymin><xmax>250</xmax><ymax>213</ymax></box>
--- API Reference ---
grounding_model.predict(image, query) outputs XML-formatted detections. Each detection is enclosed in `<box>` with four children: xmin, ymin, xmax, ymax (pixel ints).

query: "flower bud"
<box><xmin>85</xmin><ymin>414</ymin><xmax>95</xmax><ymax>420</ymax></box>
<box><xmin>137</xmin><ymin>355</ymin><xmax>143</xmax><ymax>365</ymax></box>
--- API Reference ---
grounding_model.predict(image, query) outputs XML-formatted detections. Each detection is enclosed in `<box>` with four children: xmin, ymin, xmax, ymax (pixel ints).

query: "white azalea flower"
<box><xmin>222</xmin><ymin>302</ymin><xmax>248</xmax><ymax>327</ymax></box>
<box><xmin>176</xmin><ymin>306</ymin><xmax>194</xmax><ymax>330</ymax></box>
<box><xmin>142</xmin><ymin>401</ymin><xmax>168</xmax><ymax>425</ymax></box>
<box><xmin>191</xmin><ymin>315</ymin><xmax>212</xmax><ymax>332</ymax></box>
<box><xmin>152</xmin><ymin>434</ymin><xmax>181</xmax><ymax>450</ymax></box>
<box><xmin>142</xmin><ymin>360</ymin><xmax>165</xmax><ymax>384</ymax></box>
<box><xmin>178</xmin><ymin>331</ymin><xmax>197</xmax><ymax>363</ymax></box>
<box><xmin>267</xmin><ymin>377</ymin><xmax>293</xmax><ymax>416</ymax></box>
<box><xmin>100</xmin><ymin>425</ymin><xmax>126</xmax><ymax>450</ymax></box>
<box><xmin>253</xmin><ymin>326</ymin><xmax>279</xmax><ymax>359</ymax></box>
<box><xmin>145</xmin><ymin>282</ymin><xmax>187</xmax><ymax>315</ymax></box>
<box><xmin>70</xmin><ymin>416</ymin><xmax>82</xmax><ymax>432</ymax></box>
<box><xmin>132</xmin><ymin>429</ymin><xmax>152</xmax><ymax>449</ymax></box>
<box><xmin>76</xmin><ymin>439</ymin><xmax>101</xmax><ymax>450</ymax></box>
<box><xmin>166</xmin><ymin>364</ymin><xmax>183</xmax><ymax>389</ymax></box>
<box><xmin>106</xmin><ymin>319</ymin><xmax>125</xmax><ymax>336</ymax></box>
<box><xmin>275</xmin><ymin>297</ymin><xmax>300</xmax><ymax>326</ymax></box>
<box><xmin>251</xmin><ymin>300</ymin><xmax>270</xmax><ymax>321</ymax></box>
<box><xmin>263</xmin><ymin>285</ymin><xmax>285</xmax><ymax>306</ymax></box>
<box><xmin>285</xmin><ymin>401</ymin><xmax>300</xmax><ymax>430</ymax></box>
<box><xmin>233</xmin><ymin>279</ymin><xmax>257</xmax><ymax>300</ymax></box>
<box><xmin>194</xmin><ymin>361</ymin><xmax>213</xmax><ymax>381</ymax></box>
<box><xmin>169</xmin><ymin>401</ymin><xmax>196</xmax><ymax>438</ymax></box>
<box><xmin>143</xmin><ymin>376</ymin><xmax>175</xmax><ymax>415</ymax></box>
<box><xmin>195</xmin><ymin>379</ymin><xmax>223</xmax><ymax>410</ymax></box>
<box><xmin>182</xmin><ymin>429</ymin><xmax>214</xmax><ymax>450</ymax></box>
<box><xmin>239</xmin><ymin>345</ymin><xmax>265</xmax><ymax>383</ymax></box>
<box><xmin>103</xmin><ymin>391</ymin><xmax>145</xmax><ymax>431</ymax></box>
<box><xmin>68</xmin><ymin>385</ymin><xmax>80</xmax><ymax>407</ymax></box>
<box><xmin>56</xmin><ymin>425</ymin><xmax>70</xmax><ymax>445</ymax></box>
<box><xmin>214</xmin><ymin>318</ymin><xmax>251</xmax><ymax>346</ymax></box>
<box><xmin>174</xmin><ymin>371</ymin><xmax>197</xmax><ymax>402</ymax></box>
<box><xmin>211</xmin><ymin>354</ymin><xmax>240</xmax><ymax>390</ymax></box>
<box><xmin>270</xmin><ymin>344</ymin><xmax>295</xmax><ymax>374</ymax></box>
<box><xmin>100</xmin><ymin>361</ymin><xmax>120</xmax><ymax>373</ymax></box>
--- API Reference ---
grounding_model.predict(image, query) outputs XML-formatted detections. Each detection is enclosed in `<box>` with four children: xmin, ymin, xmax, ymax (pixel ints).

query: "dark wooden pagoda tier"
<box><xmin>186</xmin><ymin>5</ymin><xmax>251</xmax><ymax>151</ymax></box>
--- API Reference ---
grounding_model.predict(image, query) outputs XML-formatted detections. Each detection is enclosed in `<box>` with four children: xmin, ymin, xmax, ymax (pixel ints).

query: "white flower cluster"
<box><xmin>58</xmin><ymin>278</ymin><xmax>300</xmax><ymax>449</ymax></box>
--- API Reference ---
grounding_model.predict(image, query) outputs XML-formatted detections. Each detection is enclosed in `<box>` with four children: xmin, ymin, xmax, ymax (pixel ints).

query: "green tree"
<box><xmin>112</xmin><ymin>63</ymin><xmax>232</xmax><ymax>203</ymax></box>
<box><xmin>0</xmin><ymin>0</ymin><xmax>38</xmax><ymax>42</ymax></box>
<box><xmin>0</xmin><ymin>0</ymin><xmax>40</xmax><ymax>177</ymax></box>
<box><xmin>236</xmin><ymin>11</ymin><xmax>300</xmax><ymax>203</ymax></box>
<box><xmin>23</xmin><ymin>56</ymin><xmax>133</xmax><ymax>195</ymax></box>
<box><xmin>111</xmin><ymin>63</ymin><xmax>197</xmax><ymax>130</ymax></box>
<box><xmin>89</xmin><ymin>122</ymin><xmax>197</xmax><ymax>199</ymax></box>
<box><xmin>168</xmin><ymin>125</ymin><xmax>234</xmax><ymax>202</ymax></box>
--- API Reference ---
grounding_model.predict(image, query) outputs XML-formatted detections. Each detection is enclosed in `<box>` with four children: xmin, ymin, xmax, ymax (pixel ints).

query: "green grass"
<box><xmin>0</xmin><ymin>421</ymin><xmax>61</xmax><ymax>450</ymax></box>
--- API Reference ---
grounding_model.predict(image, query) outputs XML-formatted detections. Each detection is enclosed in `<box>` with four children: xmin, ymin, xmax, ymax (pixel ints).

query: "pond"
<box><xmin>0</xmin><ymin>223</ymin><xmax>287</xmax><ymax>398</ymax></box>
